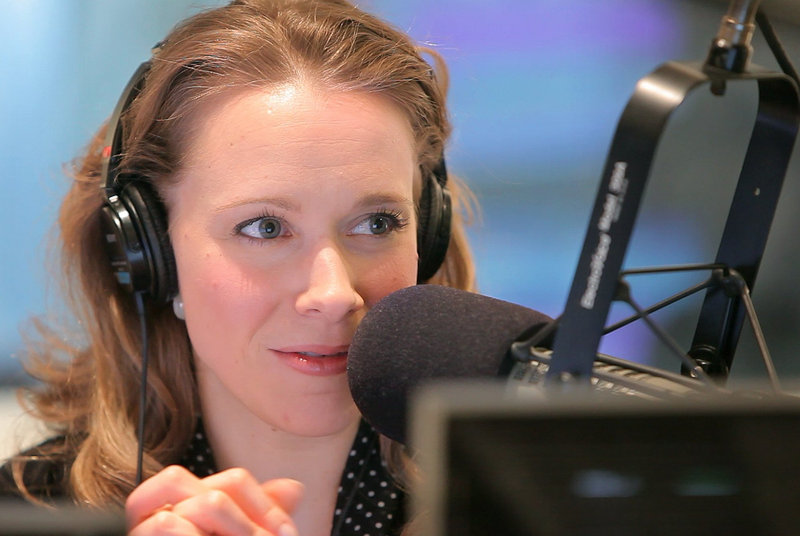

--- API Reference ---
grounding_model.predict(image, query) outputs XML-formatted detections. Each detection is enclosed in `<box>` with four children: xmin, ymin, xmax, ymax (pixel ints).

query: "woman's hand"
<box><xmin>126</xmin><ymin>465</ymin><xmax>303</xmax><ymax>535</ymax></box>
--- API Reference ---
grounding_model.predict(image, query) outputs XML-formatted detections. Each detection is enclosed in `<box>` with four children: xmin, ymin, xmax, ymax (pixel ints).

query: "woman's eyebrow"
<box><xmin>214</xmin><ymin>193</ymin><xmax>414</xmax><ymax>213</ymax></box>
<box><xmin>213</xmin><ymin>197</ymin><xmax>297</xmax><ymax>213</ymax></box>
<box><xmin>353</xmin><ymin>193</ymin><xmax>414</xmax><ymax>210</ymax></box>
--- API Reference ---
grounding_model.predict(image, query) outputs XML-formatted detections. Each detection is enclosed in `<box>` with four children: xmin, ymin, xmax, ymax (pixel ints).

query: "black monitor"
<box><xmin>410</xmin><ymin>381</ymin><xmax>800</xmax><ymax>536</ymax></box>
<box><xmin>0</xmin><ymin>502</ymin><xmax>125</xmax><ymax>535</ymax></box>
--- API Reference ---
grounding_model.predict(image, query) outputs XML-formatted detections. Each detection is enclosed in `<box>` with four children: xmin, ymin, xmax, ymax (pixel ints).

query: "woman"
<box><xmin>1</xmin><ymin>0</ymin><xmax>476</xmax><ymax>534</ymax></box>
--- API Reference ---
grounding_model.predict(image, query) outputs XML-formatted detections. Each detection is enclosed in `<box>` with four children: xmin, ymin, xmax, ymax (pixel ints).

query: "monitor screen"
<box><xmin>0</xmin><ymin>501</ymin><xmax>125</xmax><ymax>535</ymax></box>
<box><xmin>411</xmin><ymin>381</ymin><xmax>800</xmax><ymax>536</ymax></box>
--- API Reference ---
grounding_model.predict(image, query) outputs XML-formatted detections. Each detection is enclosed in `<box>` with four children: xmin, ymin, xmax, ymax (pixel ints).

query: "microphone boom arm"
<box><xmin>547</xmin><ymin>59</ymin><xmax>799</xmax><ymax>385</ymax></box>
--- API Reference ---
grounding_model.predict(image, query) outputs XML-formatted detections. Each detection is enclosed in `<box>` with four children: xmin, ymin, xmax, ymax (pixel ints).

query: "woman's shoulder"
<box><xmin>0</xmin><ymin>435</ymin><xmax>73</xmax><ymax>503</ymax></box>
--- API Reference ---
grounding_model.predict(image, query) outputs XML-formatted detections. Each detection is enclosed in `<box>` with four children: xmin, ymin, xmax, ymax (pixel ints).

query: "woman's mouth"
<box><xmin>273</xmin><ymin>347</ymin><xmax>349</xmax><ymax>376</ymax></box>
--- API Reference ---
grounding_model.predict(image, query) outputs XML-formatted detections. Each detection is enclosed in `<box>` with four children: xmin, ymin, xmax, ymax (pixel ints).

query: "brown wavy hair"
<box><xmin>11</xmin><ymin>0</ymin><xmax>476</xmax><ymax>513</ymax></box>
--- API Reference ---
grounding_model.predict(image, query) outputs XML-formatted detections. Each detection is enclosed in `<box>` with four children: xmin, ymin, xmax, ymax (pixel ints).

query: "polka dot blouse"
<box><xmin>179</xmin><ymin>418</ymin><xmax>405</xmax><ymax>535</ymax></box>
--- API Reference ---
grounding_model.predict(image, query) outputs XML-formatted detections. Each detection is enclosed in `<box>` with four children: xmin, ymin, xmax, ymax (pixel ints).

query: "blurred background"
<box><xmin>2</xmin><ymin>0</ymin><xmax>799</xmax><ymax>453</ymax></box>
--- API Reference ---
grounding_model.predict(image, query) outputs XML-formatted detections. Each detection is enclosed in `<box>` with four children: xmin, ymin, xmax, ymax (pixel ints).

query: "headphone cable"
<box><xmin>134</xmin><ymin>291</ymin><xmax>149</xmax><ymax>485</ymax></box>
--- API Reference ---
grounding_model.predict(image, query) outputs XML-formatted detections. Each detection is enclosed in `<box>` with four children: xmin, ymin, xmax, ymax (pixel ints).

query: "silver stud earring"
<box><xmin>172</xmin><ymin>294</ymin><xmax>185</xmax><ymax>320</ymax></box>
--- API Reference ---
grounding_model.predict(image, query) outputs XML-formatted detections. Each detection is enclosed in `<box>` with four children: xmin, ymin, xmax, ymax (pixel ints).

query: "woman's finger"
<box><xmin>201</xmin><ymin>468</ymin><xmax>277</xmax><ymax>527</ymax></box>
<box><xmin>200</xmin><ymin>472</ymin><xmax>303</xmax><ymax>534</ymax></box>
<box><xmin>169</xmin><ymin>488</ymin><xmax>273</xmax><ymax>536</ymax></box>
<box><xmin>126</xmin><ymin>466</ymin><xmax>302</xmax><ymax>536</ymax></box>
<box><xmin>126</xmin><ymin>465</ymin><xmax>207</xmax><ymax>529</ymax></box>
<box><xmin>262</xmin><ymin>478</ymin><xmax>304</xmax><ymax>515</ymax></box>
<box><xmin>260</xmin><ymin>479</ymin><xmax>304</xmax><ymax>536</ymax></box>
<box><xmin>127</xmin><ymin>506</ymin><xmax>206</xmax><ymax>536</ymax></box>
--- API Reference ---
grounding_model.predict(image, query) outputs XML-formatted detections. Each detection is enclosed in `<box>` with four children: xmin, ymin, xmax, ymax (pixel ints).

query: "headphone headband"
<box><xmin>101</xmin><ymin>61</ymin><xmax>152</xmax><ymax>195</ymax></box>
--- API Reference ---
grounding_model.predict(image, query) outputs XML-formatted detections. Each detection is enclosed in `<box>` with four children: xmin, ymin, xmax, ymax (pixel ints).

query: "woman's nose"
<box><xmin>295</xmin><ymin>245</ymin><xmax>365</xmax><ymax>319</ymax></box>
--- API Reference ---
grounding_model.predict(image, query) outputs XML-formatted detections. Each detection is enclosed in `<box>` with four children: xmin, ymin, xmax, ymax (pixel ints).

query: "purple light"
<box><xmin>409</xmin><ymin>0</ymin><xmax>681</xmax><ymax>57</ymax></box>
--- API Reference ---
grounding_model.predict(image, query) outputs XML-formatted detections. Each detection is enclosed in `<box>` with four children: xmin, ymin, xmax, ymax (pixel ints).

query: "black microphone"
<box><xmin>347</xmin><ymin>285</ymin><xmax>712</xmax><ymax>444</ymax></box>
<box><xmin>347</xmin><ymin>285</ymin><xmax>550</xmax><ymax>443</ymax></box>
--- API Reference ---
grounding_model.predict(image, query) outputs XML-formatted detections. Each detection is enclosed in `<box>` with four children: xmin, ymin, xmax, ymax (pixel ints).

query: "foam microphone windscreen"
<box><xmin>347</xmin><ymin>285</ymin><xmax>552</xmax><ymax>443</ymax></box>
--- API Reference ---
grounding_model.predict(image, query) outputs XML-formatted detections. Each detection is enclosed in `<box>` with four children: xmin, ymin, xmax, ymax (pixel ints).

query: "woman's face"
<box><xmin>165</xmin><ymin>84</ymin><xmax>419</xmax><ymax>438</ymax></box>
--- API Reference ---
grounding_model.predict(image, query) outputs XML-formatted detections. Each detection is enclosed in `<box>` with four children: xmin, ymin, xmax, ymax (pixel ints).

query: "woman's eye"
<box><xmin>351</xmin><ymin>212</ymin><xmax>406</xmax><ymax>236</ymax></box>
<box><xmin>237</xmin><ymin>216</ymin><xmax>283</xmax><ymax>239</ymax></box>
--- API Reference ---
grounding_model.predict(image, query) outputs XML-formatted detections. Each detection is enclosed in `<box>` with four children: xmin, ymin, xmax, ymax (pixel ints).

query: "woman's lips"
<box><xmin>273</xmin><ymin>346</ymin><xmax>349</xmax><ymax>376</ymax></box>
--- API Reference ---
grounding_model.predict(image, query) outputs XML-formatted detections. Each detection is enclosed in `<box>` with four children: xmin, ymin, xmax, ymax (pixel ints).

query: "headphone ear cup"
<box><xmin>416</xmin><ymin>175</ymin><xmax>452</xmax><ymax>282</ymax></box>
<box><xmin>124</xmin><ymin>182</ymin><xmax>178</xmax><ymax>304</ymax></box>
<box><xmin>100</xmin><ymin>181</ymin><xmax>177</xmax><ymax>305</ymax></box>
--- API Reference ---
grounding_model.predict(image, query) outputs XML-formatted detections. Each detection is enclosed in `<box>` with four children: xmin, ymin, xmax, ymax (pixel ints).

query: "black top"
<box><xmin>0</xmin><ymin>419</ymin><xmax>405</xmax><ymax>536</ymax></box>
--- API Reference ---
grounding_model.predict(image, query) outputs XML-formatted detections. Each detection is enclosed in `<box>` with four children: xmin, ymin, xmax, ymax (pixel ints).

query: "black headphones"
<box><xmin>416</xmin><ymin>158</ymin><xmax>452</xmax><ymax>282</ymax></box>
<box><xmin>100</xmin><ymin>59</ymin><xmax>452</xmax><ymax>305</ymax></box>
<box><xmin>100</xmin><ymin>60</ymin><xmax>178</xmax><ymax>306</ymax></box>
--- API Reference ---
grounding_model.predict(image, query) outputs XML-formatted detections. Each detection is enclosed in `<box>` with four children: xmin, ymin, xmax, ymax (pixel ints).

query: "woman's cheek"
<box><xmin>360</xmin><ymin>253</ymin><xmax>418</xmax><ymax>306</ymax></box>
